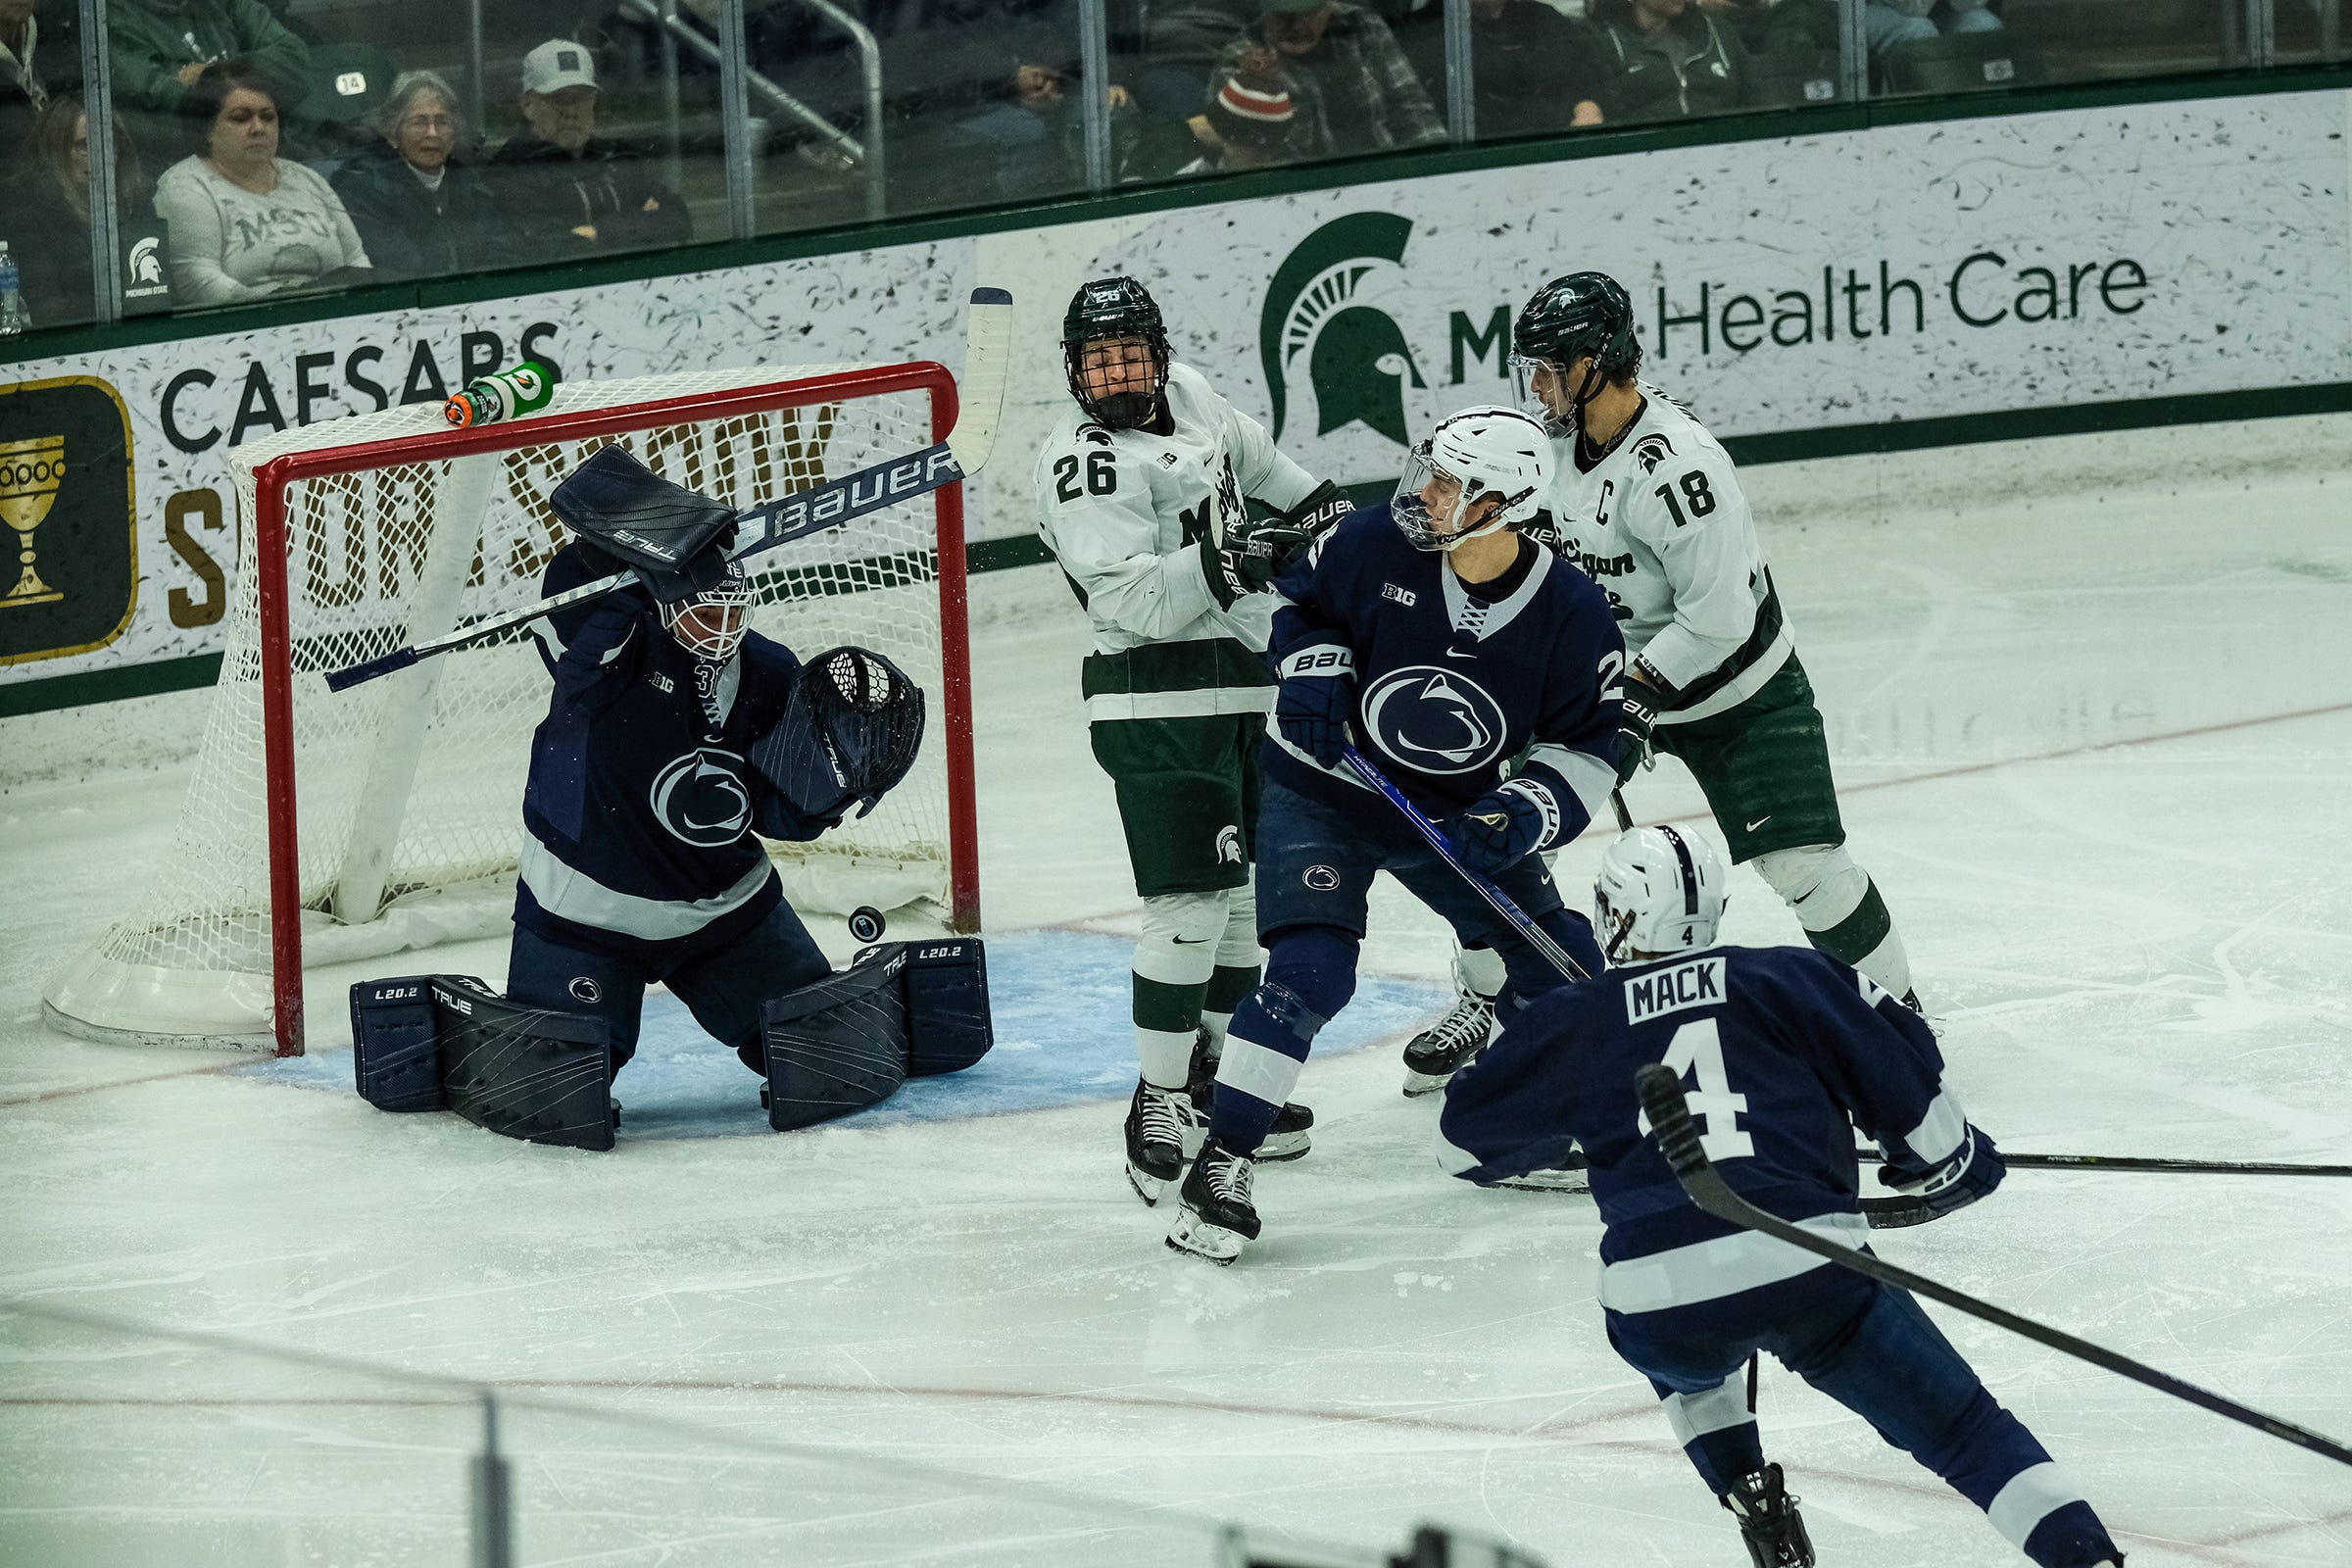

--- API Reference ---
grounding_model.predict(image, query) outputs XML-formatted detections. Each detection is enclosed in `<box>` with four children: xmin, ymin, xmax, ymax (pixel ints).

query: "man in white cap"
<box><xmin>487</xmin><ymin>38</ymin><xmax>689</xmax><ymax>258</ymax></box>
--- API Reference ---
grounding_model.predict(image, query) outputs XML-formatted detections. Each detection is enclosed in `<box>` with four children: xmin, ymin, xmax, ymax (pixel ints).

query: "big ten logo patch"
<box><xmin>0</xmin><ymin>377</ymin><xmax>137</xmax><ymax>666</ymax></box>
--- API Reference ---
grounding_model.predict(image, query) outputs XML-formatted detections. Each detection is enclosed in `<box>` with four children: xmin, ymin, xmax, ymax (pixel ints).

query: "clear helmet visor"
<box><xmin>1509</xmin><ymin>353</ymin><xmax>1577</xmax><ymax>437</ymax></box>
<box><xmin>1391</xmin><ymin>439</ymin><xmax>1517</xmax><ymax>554</ymax></box>
<box><xmin>661</xmin><ymin>576</ymin><xmax>754</xmax><ymax>662</ymax></box>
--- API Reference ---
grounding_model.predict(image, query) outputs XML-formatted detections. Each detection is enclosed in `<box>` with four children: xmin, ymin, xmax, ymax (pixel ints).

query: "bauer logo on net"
<box><xmin>1360</xmin><ymin>666</ymin><xmax>1506</xmax><ymax>775</ymax></box>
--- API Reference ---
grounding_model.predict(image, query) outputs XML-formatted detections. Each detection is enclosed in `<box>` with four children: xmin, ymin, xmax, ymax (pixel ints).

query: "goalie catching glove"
<box><xmin>748</xmin><ymin>646</ymin><xmax>925</xmax><ymax>830</ymax></box>
<box><xmin>551</xmin><ymin>445</ymin><xmax>741</xmax><ymax>604</ymax></box>
<box><xmin>1200</xmin><ymin>480</ymin><xmax>1353</xmax><ymax>610</ymax></box>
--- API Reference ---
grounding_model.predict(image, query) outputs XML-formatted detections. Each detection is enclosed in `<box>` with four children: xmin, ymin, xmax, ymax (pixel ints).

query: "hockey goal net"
<box><xmin>43</xmin><ymin>363</ymin><xmax>978</xmax><ymax>1057</ymax></box>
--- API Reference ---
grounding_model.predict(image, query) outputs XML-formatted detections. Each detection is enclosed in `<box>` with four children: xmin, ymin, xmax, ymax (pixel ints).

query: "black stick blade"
<box><xmin>1636</xmin><ymin>1062</ymin><xmax>1710</xmax><ymax>1178</ymax></box>
<box><xmin>325</xmin><ymin>647</ymin><xmax>416</xmax><ymax>691</ymax></box>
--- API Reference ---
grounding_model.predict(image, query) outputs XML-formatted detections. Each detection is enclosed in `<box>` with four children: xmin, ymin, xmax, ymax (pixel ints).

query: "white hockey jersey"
<box><xmin>1034</xmin><ymin>362</ymin><xmax>1318</xmax><ymax>721</ymax></box>
<box><xmin>1535</xmin><ymin>387</ymin><xmax>1792</xmax><ymax>724</ymax></box>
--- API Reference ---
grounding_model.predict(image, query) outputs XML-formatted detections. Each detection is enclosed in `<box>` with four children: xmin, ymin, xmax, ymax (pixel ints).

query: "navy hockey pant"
<box><xmin>1211</xmin><ymin>780</ymin><xmax>1602</xmax><ymax>1155</ymax></box>
<box><xmin>507</xmin><ymin>904</ymin><xmax>830</xmax><ymax>1075</ymax></box>
<box><xmin>1607</xmin><ymin>1268</ymin><xmax>2119</xmax><ymax>1568</ymax></box>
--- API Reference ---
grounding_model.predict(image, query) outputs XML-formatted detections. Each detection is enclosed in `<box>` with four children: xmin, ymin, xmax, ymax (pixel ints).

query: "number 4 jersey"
<box><xmin>1532</xmin><ymin>387</ymin><xmax>1793</xmax><ymax>724</ymax></box>
<box><xmin>1436</xmin><ymin>943</ymin><xmax>1969</xmax><ymax>1321</ymax></box>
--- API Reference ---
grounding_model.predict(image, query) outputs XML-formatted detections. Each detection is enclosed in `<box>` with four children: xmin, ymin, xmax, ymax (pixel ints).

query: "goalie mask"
<box><xmin>1061</xmin><ymin>276</ymin><xmax>1169</xmax><ymax>432</ymax></box>
<box><xmin>1593</xmin><ymin>826</ymin><xmax>1728</xmax><ymax>965</ymax></box>
<box><xmin>750</xmin><ymin>646</ymin><xmax>925</xmax><ymax>824</ymax></box>
<box><xmin>658</xmin><ymin>559</ymin><xmax>753</xmax><ymax>662</ymax></box>
<box><xmin>1510</xmin><ymin>271</ymin><xmax>1639</xmax><ymax>438</ymax></box>
<box><xmin>1392</xmin><ymin>406</ymin><xmax>1552</xmax><ymax>553</ymax></box>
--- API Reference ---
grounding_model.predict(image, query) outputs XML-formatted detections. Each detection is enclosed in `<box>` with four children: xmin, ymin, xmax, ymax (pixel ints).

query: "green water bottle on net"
<box><xmin>443</xmin><ymin>362</ymin><xmax>556</xmax><ymax>428</ymax></box>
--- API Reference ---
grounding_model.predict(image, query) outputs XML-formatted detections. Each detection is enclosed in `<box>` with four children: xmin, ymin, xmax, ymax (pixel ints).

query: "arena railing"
<box><xmin>0</xmin><ymin>1295</ymin><xmax>1545</xmax><ymax>1568</ymax></box>
<box><xmin>10</xmin><ymin>0</ymin><xmax>2350</xmax><ymax>337</ymax></box>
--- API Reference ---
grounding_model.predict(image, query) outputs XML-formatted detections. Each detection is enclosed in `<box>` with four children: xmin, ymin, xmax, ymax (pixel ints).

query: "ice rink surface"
<box><xmin>4</xmin><ymin>451</ymin><xmax>2351</xmax><ymax>1567</ymax></box>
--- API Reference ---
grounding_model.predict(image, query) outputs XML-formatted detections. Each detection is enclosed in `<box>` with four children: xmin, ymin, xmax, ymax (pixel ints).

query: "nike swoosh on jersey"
<box><xmin>1745</xmin><ymin>815</ymin><xmax>1771</xmax><ymax>831</ymax></box>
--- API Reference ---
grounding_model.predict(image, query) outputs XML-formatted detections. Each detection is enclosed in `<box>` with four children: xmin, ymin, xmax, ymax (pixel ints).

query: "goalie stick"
<box><xmin>1342</xmin><ymin>746</ymin><xmax>1591</xmax><ymax>983</ymax></box>
<box><xmin>1860</xmin><ymin>1149</ymin><xmax>2352</xmax><ymax>1179</ymax></box>
<box><xmin>326</xmin><ymin>286</ymin><xmax>1014</xmax><ymax>693</ymax></box>
<box><xmin>1635</xmin><ymin>1062</ymin><xmax>2352</xmax><ymax>1469</ymax></box>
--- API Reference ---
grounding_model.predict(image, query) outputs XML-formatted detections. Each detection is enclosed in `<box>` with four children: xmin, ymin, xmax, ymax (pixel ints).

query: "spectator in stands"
<box><xmin>1</xmin><ymin>95</ymin><xmax>150</xmax><ymax>325</ymax></box>
<box><xmin>1866</xmin><ymin>0</ymin><xmax>2000</xmax><ymax>60</ymax></box>
<box><xmin>1216</xmin><ymin>0</ymin><xmax>1442</xmax><ymax>159</ymax></box>
<box><xmin>1177</xmin><ymin>66</ymin><xmax>1305</xmax><ymax>172</ymax></box>
<box><xmin>1589</xmin><ymin>0</ymin><xmax>1750</xmax><ymax>122</ymax></box>
<box><xmin>1</xmin><ymin>0</ymin><xmax>81</xmax><ymax>180</ymax></box>
<box><xmin>1462</xmin><ymin>0</ymin><xmax>1608</xmax><ymax>138</ymax></box>
<box><xmin>331</xmin><ymin>71</ymin><xmax>515</xmax><ymax>282</ymax></box>
<box><xmin>487</xmin><ymin>39</ymin><xmax>689</xmax><ymax>260</ymax></box>
<box><xmin>152</xmin><ymin>64</ymin><xmax>369</xmax><ymax>304</ymax></box>
<box><xmin>1141</xmin><ymin>0</ymin><xmax>1254</xmax><ymax>120</ymax></box>
<box><xmin>105</xmin><ymin>0</ymin><xmax>308</xmax><ymax>122</ymax></box>
<box><xmin>1712</xmin><ymin>0</ymin><xmax>1839</xmax><ymax>56</ymax></box>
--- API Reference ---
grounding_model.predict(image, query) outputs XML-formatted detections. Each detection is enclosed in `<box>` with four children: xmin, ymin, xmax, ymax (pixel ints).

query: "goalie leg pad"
<box><xmin>350</xmin><ymin>976</ymin><xmax>454</xmax><ymax>1112</ymax></box>
<box><xmin>431</xmin><ymin>976</ymin><xmax>617</xmax><ymax>1152</ymax></box>
<box><xmin>761</xmin><ymin>947</ymin><xmax>911</xmax><ymax>1131</ymax></box>
<box><xmin>905</xmin><ymin>936</ymin><xmax>993</xmax><ymax>1076</ymax></box>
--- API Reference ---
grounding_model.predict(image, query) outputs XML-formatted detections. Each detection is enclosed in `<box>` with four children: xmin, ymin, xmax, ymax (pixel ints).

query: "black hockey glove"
<box><xmin>1275</xmin><ymin>643</ymin><xmax>1355</xmax><ymax>767</ymax></box>
<box><xmin>1866</xmin><ymin>1126</ymin><xmax>2006</xmax><ymax>1229</ymax></box>
<box><xmin>1454</xmin><ymin>779</ymin><xmax>1559</xmax><ymax>877</ymax></box>
<box><xmin>1615</xmin><ymin>671</ymin><xmax>1666</xmax><ymax>786</ymax></box>
<box><xmin>551</xmin><ymin>445</ymin><xmax>741</xmax><ymax>604</ymax></box>
<box><xmin>1198</xmin><ymin>481</ymin><xmax>1352</xmax><ymax>611</ymax></box>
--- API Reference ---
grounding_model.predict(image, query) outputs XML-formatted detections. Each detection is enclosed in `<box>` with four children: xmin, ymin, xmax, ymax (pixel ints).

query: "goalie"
<box><xmin>342</xmin><ymin>447</ymin><xmax>959</xmax><ymax>1143</ymax></box>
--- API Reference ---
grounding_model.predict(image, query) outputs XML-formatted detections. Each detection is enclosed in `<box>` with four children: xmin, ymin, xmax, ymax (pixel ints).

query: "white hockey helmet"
<box><xmin>1392</xmin><ymin>405</ymin><xmax>1553</xmax><ymax>553</ymax></box>
<box><xmin>1593</xmin><ymin>825</ymin><xmax>1728</xmax><ymax>965</ymax></box>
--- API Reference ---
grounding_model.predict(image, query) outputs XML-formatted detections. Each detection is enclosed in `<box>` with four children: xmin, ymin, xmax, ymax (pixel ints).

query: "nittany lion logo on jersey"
<box><xmin>1360</xmin><ymin>666</ymin><xmax>1509</xmax><ymax>775</ymax></box>
<box><xmin>649</xmin><ymin>748</ymin><xmax>752</xmax><ymax>847</ymax></box>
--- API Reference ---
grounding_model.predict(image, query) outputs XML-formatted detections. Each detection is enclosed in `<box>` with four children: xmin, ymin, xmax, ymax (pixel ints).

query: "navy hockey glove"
<box><xmin>1615</xmin><ymin>671</ymin><xmax>1666</xmax><ymax>785</ymax></box>
<box><xmin>1454</xmin><ymin>778</ymin><xmax>1561</xmax><ymax>877</ymax></box>
<box><xmin>1275</xmin><ymin>643</ymin><xmax>1355</xmax><ymax>767</ymax></box>
<box><xmin>1200</xmin><ymin>481</ymin><xmax>1351</xmax><ymax>610</ymax></box>
<box><xmin>1866</xmin><ymin>1126</ymin><xmax>2005</xmax><ymax>1229</ymax></box>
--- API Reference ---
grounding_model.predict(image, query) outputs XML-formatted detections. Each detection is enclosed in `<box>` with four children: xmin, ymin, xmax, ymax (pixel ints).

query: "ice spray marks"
<box><xmin>442</xmin><ymin>363</ymin><xmax>557</xmax><ymax>428</ymax></box>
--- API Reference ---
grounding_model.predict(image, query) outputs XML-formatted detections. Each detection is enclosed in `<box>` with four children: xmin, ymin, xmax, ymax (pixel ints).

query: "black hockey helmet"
<box><xmin>1061</xmin><ymin>275</ymin><xmax>1170</xmax><ymax>431</ymax></box>
<box><xmin>1511</xmin><ymin>271</ymin><xmax>1639</xmax><ymax>434</ymax></box>
<box><xmin>750</xmin><ymin>646</ymin><xmax>926</xmax><ymax>827</ymax></box>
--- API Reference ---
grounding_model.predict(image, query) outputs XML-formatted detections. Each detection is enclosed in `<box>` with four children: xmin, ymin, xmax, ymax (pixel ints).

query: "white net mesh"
<box><xmin>47</xmin><ymin>366</ymin><xmax>957</xmax><ymax>1047</ymax></box>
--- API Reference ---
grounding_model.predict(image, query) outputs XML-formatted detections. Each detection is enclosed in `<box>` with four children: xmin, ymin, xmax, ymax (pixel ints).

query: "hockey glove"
<box><xmin>1866</xmin><ymin>1126</ymin><xmax>2005</xmax><ymax>1229</ymax></box>
<box><xmin>1275</xmin><ymin>644</ymin><xmax>1355</xmax><ymax>767</ymax></box>
<box><xmin>1199</xmin><ymin>481</ymin><xmax>1352</xmax><ymax>610</ymax></box>
<box><xmin>1454</xmin><ymin>778</ymin><xmax>1560</xmax><ymax>877</ymax></box>
<box><xmin>1615</xmin><ymin>671</ymin><xmax>1666</xmax><ymax>786</ymax></box>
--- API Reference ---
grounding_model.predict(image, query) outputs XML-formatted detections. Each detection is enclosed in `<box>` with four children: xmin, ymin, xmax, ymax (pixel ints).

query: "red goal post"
<box><xmin>44</xmin><ymin>362</ymin><xmax>980</xmax><ymax>1058</ymax></box>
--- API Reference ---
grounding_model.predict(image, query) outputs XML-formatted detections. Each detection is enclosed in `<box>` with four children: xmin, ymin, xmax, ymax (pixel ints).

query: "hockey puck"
<box><xmin>847</xmin><ymin>906</ymin><xmax>887</xmax><ymax>943</ymax></box>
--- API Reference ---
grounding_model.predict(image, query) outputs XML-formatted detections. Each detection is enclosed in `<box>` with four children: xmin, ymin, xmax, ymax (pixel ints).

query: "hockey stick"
<box><xmin>1859</xmin><ymin>1149</ymin><xmax>2352</xmax><ymax>1178</ymax></box>
<box><xmin>1634</xmin><ymin>1062</ymin><xmax>2352</xmax><ymax>1469</ymax></box>
<box><xmin>1342</xmin><ymin>746</ymin><xmax>1591</xmax><ymax>983</ymax></box>
<box><xmin>326</xmin><ymin>287</ymin><xmax>1014</xmax><ymax>693</ymax></box>
<box><xmin>1609</xmin><ymin>789</ymin><xmax>1633</xmax><ymax>832</ymax></box>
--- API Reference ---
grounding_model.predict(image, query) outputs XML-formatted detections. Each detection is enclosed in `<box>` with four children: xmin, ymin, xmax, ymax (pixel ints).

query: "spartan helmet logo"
<box><xmin>1215</xmin><ymin>824</ymin><xmax>1243</xmax><ymax>864</ymax></box>
<box><xmin>1632</xmin><ymin>433</ymin><xmax>1677</xmax><ymax>474</ymax></box>
<box><xmin>1261</xmin><ymin>212</ymin><xmax>1427</xmax><ymax>449</ymax></box>
<box><xmin>127</xmin><ymin>237</ymin><xmax>165</xmax><ymax>287</ymax></box>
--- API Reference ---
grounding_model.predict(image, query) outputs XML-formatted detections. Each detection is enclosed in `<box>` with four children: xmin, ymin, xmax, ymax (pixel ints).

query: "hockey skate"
<box><xmin>1401</xmin><ymin>989</ymin><xmax>1495</xmax><ymax>1096</ymax></box>
<box><xmin>1187</xmin><ymin>1031</ymin><xmax>1313</xmax><ymax>1162</ymax></box>
<box><xmin>1479</xmin><ymin>1149</ymin><xmax>1589</xmax><ymax>1194</ymax></box>
<box><xmin>1165</xmin><ymin>1136</ymin><xmax>1260</xmax><ymax>1264</ymax></box>
<box><xmin>1124</xmin><ymin>1079</ymin><xmax>1192</xmax><ymax>1206</ymax></box>
<box><xmin>1723</xmin><ymin>1464</ymin><xmax>1814</xmax><ymax>1568</ymax></box>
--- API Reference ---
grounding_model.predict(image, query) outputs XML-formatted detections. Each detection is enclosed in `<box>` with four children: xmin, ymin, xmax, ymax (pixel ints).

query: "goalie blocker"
<box><xmin>351</xmin><ymin>938</ymin><xmax>993</xmax><ymax>1146</ymax></box>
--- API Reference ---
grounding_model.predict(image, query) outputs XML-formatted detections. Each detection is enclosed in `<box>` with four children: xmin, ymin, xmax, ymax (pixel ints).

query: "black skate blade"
<box><xmin>1255</xmin><ymin>1127</ymin><xmax>1311</xmax><ymax>1162</ymax></box>
<box><xmin>1401</xmin><ymin>1067</ymin><xmax>1456</xmax><ymax>1097</ymax></box>
<box><xmin>1164</xmin><ymin>1207</ymin><xmax>1250</xmax><ymax>1263</ymax></box>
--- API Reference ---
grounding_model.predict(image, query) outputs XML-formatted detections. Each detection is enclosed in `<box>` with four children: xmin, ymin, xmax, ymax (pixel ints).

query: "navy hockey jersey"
<box><xmin>516</xmin><ymin>542</ymin><xmax>827</xmax><ymax>959</ymax></box>
<box><xmin>1266</xmin><ymin>505</ymin><xmax>1625</xmax><ymax>833</ymax></box>
<box><xmin>1438</xmin><ymin>944</ymin><xmax>1978</xmax><ymax>1318</ymax></box>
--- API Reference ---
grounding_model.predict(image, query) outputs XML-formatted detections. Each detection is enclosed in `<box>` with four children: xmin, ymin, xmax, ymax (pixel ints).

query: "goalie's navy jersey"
<box><xmin>1438</xmin><ymin>944</ymin><xmax>1970</xmax><ymax>1319</ymax></box>
<box><xmin>1265</xmin><ymin>505</ymin><xmax>1626</xmax><ymax>828</ymax></box>
<box><xmin>516</xmin><ymin>543</ymin><xmax>822</xmax><ymax>960</ymax></box>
